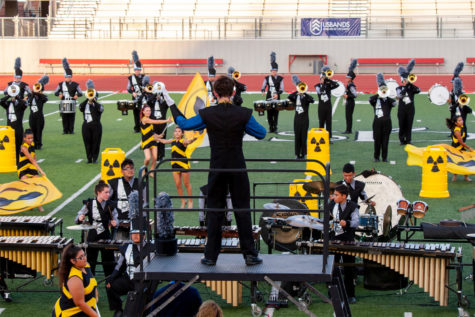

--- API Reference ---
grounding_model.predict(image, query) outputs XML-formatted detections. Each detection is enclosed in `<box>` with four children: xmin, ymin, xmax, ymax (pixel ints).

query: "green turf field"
<box><xmin>0</xmin><ymin>91</ymin><xmax>474</xmax><ymax>316</ymax></box>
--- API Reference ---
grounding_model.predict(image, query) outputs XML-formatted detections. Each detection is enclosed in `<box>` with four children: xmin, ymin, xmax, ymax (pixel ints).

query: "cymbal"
<box><xmin>382</xmin><ymin>206</ymin><xmax>392</xmax><ymax>237</ymax></box>
<box><xmin>67</xmin><ymin>224</ymin><xmax>96</xmax><ymax>231</ymax></box>
<box><xmin>302</xmin><ymin>181</ymin><xmax>338</xmax><ymax>195</ymax></box>
<box><xmin>286</xmin><ymin>215</ymin><xmax>323</xmax><ymax>230</ymax></box>
<box><xmin>264</xmin><ymin>203</ymin><xmax>290</xmax><ymax>210</ymax></box>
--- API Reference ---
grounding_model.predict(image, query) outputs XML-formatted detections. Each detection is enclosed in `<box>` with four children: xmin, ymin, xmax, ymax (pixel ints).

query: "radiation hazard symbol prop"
<box><xmin>0</xmin><ymin>176</ymin><xmax>62</xmax><ymax>215</ymax></box>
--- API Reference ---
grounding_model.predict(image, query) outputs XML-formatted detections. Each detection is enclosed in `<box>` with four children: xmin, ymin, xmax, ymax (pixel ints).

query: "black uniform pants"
<box><xmin>29</xmin><ymin>113</ymin><xmax>44</xmax><ymax>149</ymax></box>
<box><xmin>87</xmin><ymin>232</ymin><xmax>115</xmax><ymax>277</ymax></box>
<box><xmin>267</xmin><ymin>109</ymin><xmax>279</xmax><ymax>133</ymax></box>
<box><xmin>205</xmin><ymin>171</ymin><xmax>257</xmax><ymax>261</ymax></box>
<box><xmin>154</xmin><ymin>124</ymin><xmax>167</xmax><ymax>160</ymax></box>
<box><xmin>318</xmin><ymin>101</ymin><xmax>332</xmax><ymax>138</ymax></box>
<box><xmin>398</xmin><ymin>106</ymin><xmax>414</xmax><ymax>144</ymax></box>
<box><xmin>294</xmin><ymin>115</ymin><xmax>309</xmax><ymax>158</ymax></box>
<box><xmin>345</xmin><ymin>99</ymin><xmax>355</xmax><ymax>133</ymax></box>
<box><xmin>106</xmin><ymin>274</ymin><xmax>135</xmax><ymax>311</ymax></box>
<box><xmin>61</xmin><ymin>113</ymin><xmax>75</xmax><ymax>134</ymax></box>
<box><xmin>133</xmin><ymin>104</ymin><xmax>141</xmax><ymax>133</ymax></box>
<box><xmin>334</xmin><ymin>253</ymin><xmax>356</xmax><ymax>298</ymax></box>
<box><xmin>10</xmin><ymin>122</ymin><xmax>23</xmax><ymax>164</ymax></box>
<box><xmin>373</xmin><ymin>118</ymin><xmax>392</xmax><ymax>160</ymax></box>
<box><xmin>82</xmin><ymin>122</ymin><xmax>102</xmax><ymax>162</ymax></box>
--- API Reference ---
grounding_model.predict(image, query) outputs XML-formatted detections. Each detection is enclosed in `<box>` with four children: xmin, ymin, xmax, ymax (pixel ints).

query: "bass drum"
<box><xmin>331</xmin><ymin>81</ymin><xmax>345</xmax><ymax>97</ymax></box>
<box><xmin>428</xmin><ymin>84</ymin><xmax>450</xmax><ymax>106</ymax></box>
<box><xmin>386</xmin><ymin>78</ymin><xmax>399</xmax><ymax>99</ymax></box>
<box><xmin>259</xmin><ymin>199</ymin><xmax>308</xmax><ymax>252</ymax></box>
<box><xmin>354</xmin><ymin>173</ymin><xmax>403</xmax><ymax>237</ymax></box>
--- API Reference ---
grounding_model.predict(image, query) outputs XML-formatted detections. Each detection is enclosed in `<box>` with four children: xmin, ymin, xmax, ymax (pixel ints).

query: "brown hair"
<box><xmin>446</xmin><ymin>116</ymin><xmax>462</xmax><ymax>130</ymax></box>
<box><xmin>213</xmin><ymin>76</ymin><xmax>234</xmax><ymax>98</ymax></box>
<box><xmin>196</xmin><ymin>300</ymin><xmax>223</xmax><ymax>317</ymax></box>
<box><xmin>140</xmin><ymin>105</ymin><xmax>151</xmax><ymax>120</ymax></box>
<box><xmin>58</xmin><ymin>244</ymin><xmax>83</xmax><ymax>289</ymax></box>
<box><xmin>94</xmin><ymin>180</ymin><xmax>108</xmax><ymax>195</ymax></box>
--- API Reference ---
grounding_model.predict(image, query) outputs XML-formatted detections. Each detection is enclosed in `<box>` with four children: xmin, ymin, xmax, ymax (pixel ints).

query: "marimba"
<box><xmin>203</xmin><ymin>280</ymin><xmax>243</xmax><ymax>307</ymax></box>
<box><xmin>0</xmin><ymin>216</ymin><xmax>62</xmax><ymax>236</ymax></box>
<box><xmin>174</xmin><ymin>225</ymin><xmax>261</xmax><ymax>239</ymax></box>
<box><xmin>0</xmin><ymin>235</ymin><xmax>73</xmax><ymax>279</ymax></box>
<box><xmin>298</xmin><ymin>240</ymin><xmax>456</xmax><ymax>306</ymax></box>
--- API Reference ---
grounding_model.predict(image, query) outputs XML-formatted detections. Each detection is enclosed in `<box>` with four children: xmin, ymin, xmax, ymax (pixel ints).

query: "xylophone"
<box><xmin>174</xmin><ymin>225</ymin><xmax>261</xmax><ymax>239</ymax></box>
<box><xmin>297</xmin><ymin>240</ymin><xmax>456</xmax><ymax>306</ymax></box>
<box><xmin>0</xmin><ymin>216</ymin><xmax>62</xmax><ymax>236</ymax></box>
<box><xmin>0</xmin><ymin>235</ymin><xmax>73</xmax><ymax>279</ymax></box>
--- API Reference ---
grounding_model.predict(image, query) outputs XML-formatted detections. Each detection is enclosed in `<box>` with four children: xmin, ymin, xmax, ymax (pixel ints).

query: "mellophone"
<box><xmin>297</xmin><ymin>240</ymin><xmax>455</xmax><ymax>306</ymax></box>
<box><xmin>253</xmin><ymin>99</ymin><xmax>295</xmax><ymax>116</ymax></box>
<box><xmin>0</xmin><ymin>236</ymin><xmax>73</xmax><ymax>279</ymax></box>
<box><xmin>174</xmin><ymin>225</ymin><xmax>261</xmax><ymax>240</ymax></box>
<box><xmin>0</xmin><ymin>216</ymin><xmax>62</xmax><ymax>236</ymax></box>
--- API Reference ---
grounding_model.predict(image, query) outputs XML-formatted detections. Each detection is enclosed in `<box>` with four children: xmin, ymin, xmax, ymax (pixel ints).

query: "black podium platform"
<box><xmin>135</xmin><ymin>253</ymin><xmax>334</xmax><ymax>282</ymax></box>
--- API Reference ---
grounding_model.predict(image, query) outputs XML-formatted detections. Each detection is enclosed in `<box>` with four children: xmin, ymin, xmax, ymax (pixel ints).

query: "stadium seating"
<box><xmin>357</xmin><ymin>58</ymin><xmax>445</xmax><ymax>67</ymax></box>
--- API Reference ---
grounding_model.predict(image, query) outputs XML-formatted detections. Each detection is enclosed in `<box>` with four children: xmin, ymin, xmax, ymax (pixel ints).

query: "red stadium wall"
<box><xmin>1</xmin><ymin>74</ymin><xmax>474</xmax><ymax>93</ymax></box>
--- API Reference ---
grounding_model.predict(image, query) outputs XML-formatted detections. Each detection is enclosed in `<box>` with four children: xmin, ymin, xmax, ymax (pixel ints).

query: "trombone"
<box><xmin>408</xmin><ymin>74</ymin><xmax>417</xmax><ymax>83</ymax></box>
<box><xmin>86</xmin><ymin>88</ymin><xmax>96</xmax><ymax>100</ymax></box>
<box><xmin>458</xmin><ymin>94</ymin><xmax>470</xmax><ymax>106</ymax></box>
<box><xmin>232</xmin><ymin>71</ymin><xmax>241</xmax><ymax>80</ymax></box>
<box><xmin>297</xmin><ymin>82</ymin><xmax>308</xmax><ymax>94</ymax></box>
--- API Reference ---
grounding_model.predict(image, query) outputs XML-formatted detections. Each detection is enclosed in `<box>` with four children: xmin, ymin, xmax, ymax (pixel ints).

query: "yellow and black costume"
<box><xmin>17</xmin><ymin>142</ymin><xmax>38</xmax><ymax>178</ymax></box>
<box><xmin>52</xmin><ymin>264</ymin><xmax>97</xmax><ymax>317</ymax></box>
<box><xmin>140</xmin><ymin>118</ymin><xmax>157</xmax><ymax>149</ymax></box>
<box><xmin>171</xmin><ymin>138</ymin><xmax>190</xmax><ymax>170</ymax></box>
<box><xmin>452</xmin><ymin>125</ymin><xmax>467</xmax><ymax>150</ymax></box>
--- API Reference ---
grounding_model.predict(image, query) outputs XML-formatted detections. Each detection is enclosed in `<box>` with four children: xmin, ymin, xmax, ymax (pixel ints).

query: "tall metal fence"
<box><xmin>0</xmin><ymin>15</ymin><xmax>474</xmax><ymax>39</ymax></box>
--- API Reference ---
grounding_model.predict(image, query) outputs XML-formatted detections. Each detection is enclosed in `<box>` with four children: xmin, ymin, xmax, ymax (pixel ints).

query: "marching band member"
<box><xmin>228</xmin><ymin>66</ymin><xmax>247</xmax><ymax>107</ymax></box>
<box><xmin>156</xmin><ymin>127</ymin><xmax>197</xmax><ymax>209</ymax></box>
<box><xmin>28</xmin><ymin>75</ymin><xmax>49</xmax><ymax>150</ymax></box>
<box><xmin>315</xmin><ymin>66</ymin><xmax>339</xmax><ymax>140</ymax></box>
<box><xmin>140</xmin><ymin>105</ymin><xmax>171</xmax><ymax>177</ymax></box>
<box><xmin>147</xmin><ymin>81</ymin><xmax>169</xmax><ymax>161</ymax></box>
<box><xmin>79</xmin><ymin>80</ymin><xmax>103</xmax><ymax>164</ymax></box>
<box><xmin>205</xmin><ymin>56</ymin><xmax>217</xmax><ymax>106</ymax></box>
<box><xmin>288</xmin><ymin>75</ymin><xmax>314</xmax><ymax>159</ymax></box>
<box><xmin>369</xmin><ymin>73</ymin><xmax>397</xmax><ymax>162</ymax></box>
<box><xmin>336</xmin><ymin>163</ymin><xmax>375</xmax><ymax>207</ymax></box>
<box><xmin>3</xmin><ymin>57</ymin><xmax>31</xmax><ymax>101</ymax></box>
<box><xmin>343</xmin><ymin>60</ymin><xmax>358</xmax><ymax>134</ymax></box>
<box><xmin>329</xmin><ymin>185</ymin><xmax>359</xmax><ymax>304</ymax></box>
<box><xmin>108</xmin><ymin>159</ymin><xmax>140</xmax><ymax>239</ymax></box>
<box><xmin>127</xmin><ymin>50</ymin><xmax>145</xmax><ymax>133</ymax></box>
<box><xmin>396</xmin><ymin>59</ymin><xmax>420</xmax><ymax>145</ymax></box>
<box><xmin>75</xmin><ymin>180</ymin><xmax>118</xmax><ymax>276</ymax></box>
<box><xmin>0</xmin><ymin>83</ymin><xmax>27</xmax><ymax>161</ymax></box>
<box><xmin>55</xmin><ymin>58</ymin><xmax>83</xmax><ymax>134</ymax></box>
<box><xmin>261</xmin><ymin>52</ymin><xmax>284</xmax><ymax>133</ymax></box>
<box><xmin>446</xmin><ymin>116</ymin><xmax>473</xmax><ymax>182</ymax></box>
<box><xmin>451</xmin><ymin>77</ymin><xmax>472</xmax><ymax>131</ymax></box>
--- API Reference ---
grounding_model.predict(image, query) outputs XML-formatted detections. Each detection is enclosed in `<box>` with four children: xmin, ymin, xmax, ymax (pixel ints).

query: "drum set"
<box><xmin>59</xmin><ymin>98</ymin><xmax>76</xmax><ymax>114</ymax></box>
<box><xmin>253</xmin><ymin>99</ymin><xmax>295</xmax><ymax>116</ymax></box>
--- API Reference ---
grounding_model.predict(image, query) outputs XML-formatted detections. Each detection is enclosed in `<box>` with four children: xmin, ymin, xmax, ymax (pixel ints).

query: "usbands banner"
<box><xmin>301</xmin><ymin>18</ymin><xmax>361</xmax><ymax>37</ymax></box>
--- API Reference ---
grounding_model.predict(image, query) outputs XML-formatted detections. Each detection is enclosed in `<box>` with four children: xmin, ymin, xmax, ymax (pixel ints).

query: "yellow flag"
<box><xmin>0</xmin><ymin>176</ymin><xmax>62</xmax><ymax>215</ymax></box>
<box><xmin>405</xmin><ymin>144</ymin><xmax>475</xmax><ymax>175</ymax></box>
<box><xmin>176</xmin><ymin>73</ymin><xmax>209</xmax><ymax>157</ymax></box>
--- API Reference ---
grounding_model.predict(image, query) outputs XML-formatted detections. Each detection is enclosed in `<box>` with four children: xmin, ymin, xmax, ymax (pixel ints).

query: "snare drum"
<box><xmin>285</xmin><ymin>100</ymin><xmax>295</xmax><ymax>111</ymax></box>
<box><xmin>396</xmin><ymin>199</ymin><xmax>410</xmax><ymax>216</ymax></box>
<box><xmin>275</xmin><ymin>99</ymin><xmax>287</xmax><ymax>111</ymax></box>
<box><xmin>386</xmin><ymin>78</ymin><xmax>399</xmax><ymax>99</ymax></box>
<box><xmin>59</xmin><ymin>99</ymin><xmax>76</xmax><ymax>114</ymax></box>
<box><xmin>428</xmin><ymin>84</ymin><xmax>450</xmax><ymax>106</ymax></box>
<box><xmin>265</xmin><ymin>100</ymin><xmax>276</xmax><ymax>111</ymax></box>
<box><xmin>359</xmin><ymin>214</ymin><xmax>378</xmax><ymax>230</ymax></box>
<box><xmin>412</xmin><ymin>201</ymin><xmax>428</xmax><ymax>218</ymax></box>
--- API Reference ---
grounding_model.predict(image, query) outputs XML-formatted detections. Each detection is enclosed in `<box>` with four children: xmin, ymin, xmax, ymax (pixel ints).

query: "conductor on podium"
<box><xmin>170</xmin><ymin>75</ymin><xmax>266</xmax><ymax>266</ymax></box>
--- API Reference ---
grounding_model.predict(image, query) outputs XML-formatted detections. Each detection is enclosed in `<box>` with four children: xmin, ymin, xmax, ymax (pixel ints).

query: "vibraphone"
<box><xmin>0</xmin><ymin>236</ymin><xmax>73</xmax><ymax>279</ymax></box>
<box><xmin>0</xmin><ymin>216</ymin><xmax>63</xmax><ymax>236</ymax></box>
<box><xmin>298</xmin><ymin>240</ymin><xmax>456</xmax><ymax>306</ymax></box>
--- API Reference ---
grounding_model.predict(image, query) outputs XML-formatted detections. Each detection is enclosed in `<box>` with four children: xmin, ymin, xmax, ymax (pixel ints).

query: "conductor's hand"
<box><xmin>111</xmin><ymin>220</ymin><xmax>117</xmax><ymax>227</ymax></box>
<box><xmin>78</xmin><ymin>214</ymin><xmax>85</xmax><ymax>222</ymax></box>
<box><xmin>339</xmin><ymin>220</ymin><xmax>347</xmax><ymax>227</ymax></box>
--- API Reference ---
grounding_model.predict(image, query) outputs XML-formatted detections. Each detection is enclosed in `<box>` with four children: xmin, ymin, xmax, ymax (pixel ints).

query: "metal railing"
<box><xmin>1</xmin><ymin>15</ymin><xmax>475</xmax><ymax>39</ymax></box>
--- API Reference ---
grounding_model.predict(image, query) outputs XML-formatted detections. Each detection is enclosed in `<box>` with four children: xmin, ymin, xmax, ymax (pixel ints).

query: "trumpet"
<box><xmin>33</xmin><ymin>83</ymin><xmax>42</xmax><ymax>93</ymax></box>
<box><xmin>408</xmin><ymin>73</ymin><xmax>417</xmax><ymax>83</ymax></box>
<box><xmin>458</xmin><ymin>94</ymin><xmax>470</xmax><ymax>106</ymax></box>
<box><xmin>86</xmin><ymin>88</ymin><xmax>96</xmax><ymax>100</ymax></box>
<box><xmin>232</xmin><ymin>71</ymin><xmax>241</xmax><ymax>80</ymax></box>
<box><xmin>325</xmin><ymin>69</ymin><xmax>334</xmax><ymax>78</ymax></box>
<box><xmin>297</xmin><ymin>82</ymin><xmax>308</xmax><ymax>94</ymax></box>
<box><xmin>145</xmin><ymin>84</ymin><xmax>153</xmax><ymax>93</ymax></box>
